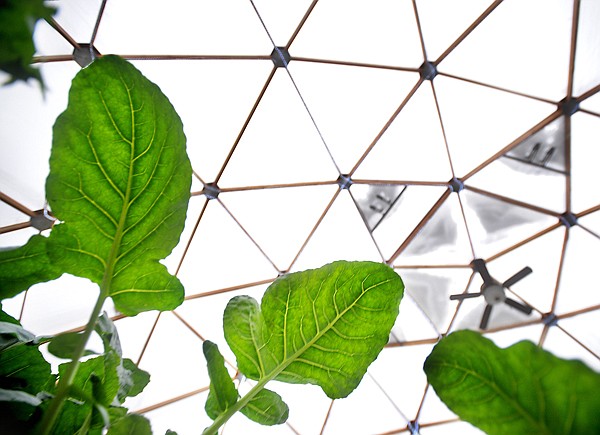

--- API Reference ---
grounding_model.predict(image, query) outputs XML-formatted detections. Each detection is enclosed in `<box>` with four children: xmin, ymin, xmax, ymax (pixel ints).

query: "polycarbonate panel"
<box><xmin>218</xmin><ymin>69</ymin><xmax>339</xmax><ymax>187</ymax></box>
<box><xmin>50</xmin><ymin>0</ymin><xmax>104</xmax><ymax>43</ymax></box>
<box><xmin>438</xmin><ymin>0</ymin><xmax>572</xmax><ymax>101</ymax></box>
<box><xmin>289</xmin><ymin>62</ymin><xmax>419</xmax><ymax>173</ymax></box>
<box><xmin>290</xmin><ymin>0</ymin><xmax>423</xmax><ymax>67</ymax></box>
<box><xmin>435</xmin><ymin>75</ymin><xmax>557</xmax><ymax>178</ymax></box>
<box><xmin>543</xmin><ymin>325</ymin><xmax>600</xmax><ymax>371</ymax></box>
<box><xmin>460</xmin><ymin>188</ymin><xmax>558</xmax><ymax>260</ymax></box>
<box><xmin>572</xmin><ymin>0</ymin><xmax>600</xmax><ymax>96</ymax></box>
<box><xmin>571</xmin><ymin>111</ymin><xmax>600</xmax><ymax>212</ymax></box>
<box><xmin>95</xmin><ymin>0</ymin><xmax>273</xmax><ymax>55</ymax></box>
<box><xmin>130</xmin><ymin>59</ymin><xmax>274</xmax><ymax>183</ymax></box>
<box><xmin>353</xmin><ymin>82</ymin><xmax>454</xmax><ymax>182</ymax></box>
<box><xmin>251</xmin><ymin>0</ymin><xmax>316</xmax><ymax>46</ymax></box>
<box><xmin>220</xmin><ymin>185</ymin><xmax>337</xmax><ymax>270</ymax></box>
<box><xmin>416</xmin><ymin>0</ymin><xmax>496</xmax><ymax>61</ymax></box>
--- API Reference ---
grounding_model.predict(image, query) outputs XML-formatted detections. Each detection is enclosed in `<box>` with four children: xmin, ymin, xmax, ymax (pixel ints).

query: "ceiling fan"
<box><xmin>450</xmin><ymin>259</ymin><xmax>533</xmax><ymax>329</ymax></box>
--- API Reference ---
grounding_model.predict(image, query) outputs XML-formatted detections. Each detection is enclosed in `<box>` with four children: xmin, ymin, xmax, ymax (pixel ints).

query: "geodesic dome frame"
<box><xmin>1</xmin><ymin>1</ymin><xmax>600</xmax><ymax>434</ymax></box>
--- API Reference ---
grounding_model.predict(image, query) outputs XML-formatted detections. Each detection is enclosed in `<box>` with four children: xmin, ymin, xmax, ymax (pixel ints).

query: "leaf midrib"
<box><xmin>96</xmin><ymin>75</ymin><xmax>136</xmax><ymax>297</ymax></box>
<box><xmin>264</xmin><ymin>275</ymin><xmax>394</xmax><ymax>384</ymax></box>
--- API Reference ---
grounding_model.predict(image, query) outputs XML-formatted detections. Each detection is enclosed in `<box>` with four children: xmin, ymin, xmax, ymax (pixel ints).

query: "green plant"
<box><xmin>0</xmin><ymin>54</ymin><xmax>191</xmax><ymax>433</ymax></box>
<box><xmin>202</xmin><ymin>261</ymin><xmax>404</xmax><ymax>434</ymax></box>
<box><xmin>0</xmin><ymin>45</ymin><xmax>599</xmax><ymax>435</ymax></box>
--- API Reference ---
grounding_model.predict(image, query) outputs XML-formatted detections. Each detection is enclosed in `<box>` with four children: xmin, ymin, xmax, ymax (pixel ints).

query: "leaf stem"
<box><xmin>37</xmin><ymin>288</ymin><xmax>108</xmax><ymax>435</ymax></box>
<box><xmin>202</xmin><ymin>375</ymin><xmax>271</xmax><ymax>435</ymax></box>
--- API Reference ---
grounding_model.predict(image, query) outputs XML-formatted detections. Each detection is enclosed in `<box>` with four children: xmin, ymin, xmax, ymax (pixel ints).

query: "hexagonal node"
<box><xmin>30</xmin><ymin>209</ymin><xmax>55</xmax><ymax>231</ymax></box>
<box><xmin>270</xmin><ymin>47</ymin><xmax>291</xmax><ymax>68</ymax></box>
<box><xmin>448</xmin><ymin>177</ymin><xmax>464</xmax><ymax>192</ymax></box>
<box><xmin>73</xmin><ymin>44</ymin><xmax>101</xmax><ymax>68</ymax></box>
<box><xmin>558</xmin><ymin>97</ymin><xmax>579</xmax><ymax>116</ymax></box>
<box><xmin>203</xmin><ymin>182</ymin><xmax>220</xmax><ymax>200</ymax></box>
<box><xmin>419</xmin><ymin>61</ymin><xmax>437</xmax><ymax>81</ymax></box>
<box><xmin>336</xmin><ymin>174</ymin><xmax>353</xmax><ymax>190</ymax></box>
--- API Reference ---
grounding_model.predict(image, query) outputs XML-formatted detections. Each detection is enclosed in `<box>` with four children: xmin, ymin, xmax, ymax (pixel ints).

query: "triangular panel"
<box><xmin>176</xmin><ymin>200</ymin><xmax>279</xmax><ymax>296</ymax></box>
<box><xmin>95</xmin><ymin>0</ymin><xmax>273</xmax><ymax>54</ymax></box>
<box><xmin>417</xmin><ymin>0</ymin><xmax>496</xmax><ymax>61</ymax></box>
<box><xmin>218</xmin><ymin>69</ymin><xmax>339</xmax><ymax>187</ymax></box>
<box><xmin>461</xmin><ymin>188</ymin><xmax>559</xmax><ymax>259</ymax></box>
<box><xmin>434</xmin><ymin>75</ymin><xmax>557</xmax><ymax>177</ymax></box>
<box><xmin>393</xmin><ymin>193</ymin><xmax>474</xmax><ymax>266</ymax></box>
<box><xmin>438</xmin><ymin>0</ymin><xmax>572</xmax><ymax>100</ymax></box>
<box><xmin>220</xmin><ymin>185</ymin><xmax>338</xmax><ymax>270</ymax></box>
<box><xmin>291</xmin><ymin>0</ymin><xmax>423</xmax><ymax>67</ymax></box>
<box><xmin>291</xmin><ymin>190</ymin><xmax>382</xmax><ymax>271</ymax></box>
<box><xmin>290</xmin><ymin>62</ymin><xmax>419</xmax><ymax>173</ymax></box>
<box><xmin>353</xmin><ymin>82</ymin><xmax>453</xmax><ymax>182</ymax></box>
<box><xmin>571</xmin><ymin>111</ymin><xmax>600</xmax><ymax>213</ymax></box>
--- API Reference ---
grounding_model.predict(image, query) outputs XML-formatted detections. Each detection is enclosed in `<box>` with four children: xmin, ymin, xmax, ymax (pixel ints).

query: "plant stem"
<box><xmin>202</xmin><ymin>376</ymin><xmax>271</xmax><ymax>435</ymax></box>
<box><xmin>37</xmin><ymin>289</ymin><xmax>108</xmax><ymax>435</ymax></box>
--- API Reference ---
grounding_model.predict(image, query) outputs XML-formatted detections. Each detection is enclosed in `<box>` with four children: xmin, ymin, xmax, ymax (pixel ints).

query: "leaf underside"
<box><xmin>424</xmin><ymin>330</ymin><xmax>600</xmax><ymax>435</ymax></box>
<box><xmin>224</xmin><ymin>260</ymin><xmax>404</xmax><ymax>399</ymax></box>
<box><xmin>46</xmin><ymin>55</ymin><xmax>192</xmax><ymax>315</ymax></box>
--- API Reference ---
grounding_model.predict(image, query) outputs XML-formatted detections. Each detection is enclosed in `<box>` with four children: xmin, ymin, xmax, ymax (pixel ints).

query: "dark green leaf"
<box><xmin>203</xmin><ymin>340</ymin><xmax>238</xmax><ymax>420</ymax></box>
<box><xmin>240</xmin><ymin>388</ymin><xmax>289</xmax><ymax>426</ymax></box>
<box><xmin>0</xmin><ymin>235</ymin><xmax>62</xmax><ymax>300</ymax></box>
<box><xmin>106</xmin><ymin>413</ymin><xmax>152</xmax><ymax>435</ymax></box>
<box><xmin>120</xmin><ymin>358</ymin><xmax>150</xmax><ymax>400</ymax></box>
<box><xmin>0</xmin><ymin>320</ymin><xmax>37</xmax><ymax>351</ymax></box>
<box><xmin>165</xmin><ymin>430</ymin><xmax>178</xmax><ymax>435</ymax></box>
<box><xmin>0</xmin><ymin>0</ymin><xmax>55</xmax><ymax>87</ymax></box>
<box><xmin>96</xmin><ymin>312</ymin><xmax>122</xmax><ymax>356</ymax></box>
<box><xmin>46</xmin><ymin>55</ymin><xmax>192</xmax><ymax>316</ymax></box>
<box><xmin>95</xmin><ymin>314</ymin><xmax>150</xmax><ymax>402</ymax></box>
<box><xmin>53</xmin><ymin>354</ymin><xmax>121</xmax><ymax>434</ymax></box>
<box><xmin>0</xmin><ymin>388</ymin><xmax>42</xmax><ymax>421</ymax></box>
<box><xmin>0</xmin><ymin>340</ymin><xmax>55</xmax><ymax>395</ymax></box>
<box><xmin>224</xmin><ymin>261</ymin><xmax>404</xmax><ymax>399</ymax></box>
<box><xmin>47</xmin><ymin>331</ymin><xmax>97</xmax><ymax>359</ymax></box>
<box><xmin>424</xmin><ymin>330</ymin><xmax>600</xmax><ymax>435</ymax></box>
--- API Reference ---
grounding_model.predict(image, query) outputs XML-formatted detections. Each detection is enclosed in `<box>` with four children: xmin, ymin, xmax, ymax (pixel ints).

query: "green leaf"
<box><xmin>48</xmin><ymin>331</ymin><xmax>97</xmax><ymax>359</ymax></box>
<box><xmin>203</xmin><ymin>340</ymin><xmax>238</xmax><ymax>420</ymax></box>
<box><xmin>95</xmin><ymin>313</ymin><xmax>150</xmax><ymax>402</ymax></box>
<box><xmin>0</xmin><ymin>0</ymin><xmax>55</xmax><ymax>87</ymax></box>
<box><xmin>121</xmin><ymin>358</ymin><xmax>150</xmax><ymax>400</ymax></box>
<box><xmin>53</xmin><ymin>354</ymin><xmax>121</xmax><ymax>434</ymax></box>
<box><xmin>424</xmin><ymin>330</ymin><xmax>600</xmax><ymax>435</ymax></box>
<box><xmin>0</xmin><ymin>340</ymin><xmax>55</xmax><ymax>395</ymax></box>
<box><xmin>106</xmin><ymin>413</ymin><xmax>152</xmax><ymax>435</ymax></box>
<box><xmin>0</xmin><ymin>235</ymin><xmax>62</xmax><ymax>300</ymax></box>
<box><xmin>224</xmin><ymin>260</ymin><xmax>404</xmax><ymax>399</ymax></box>
<box><xmin>46</xmin><ymin>55</ymin><xmax>192</xmax><ymax>316</ymax></box>
<box><xmin>0</xmin><ymin>320</ymin><xmax>37</xmax><ymax>351</ymax></box>
<box><xmin>0</xmin><ymin>389</ymin><xmax>41</xmax><ymax>430</ymax></box>
<box><xmin>240</xmin><ymin>388</ymin><xmax>289</xmax><ymax>426</ymax></box>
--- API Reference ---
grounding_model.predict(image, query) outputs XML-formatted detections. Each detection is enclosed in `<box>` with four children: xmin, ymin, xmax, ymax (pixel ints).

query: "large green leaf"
<box><xmin>46</xmin><ymin>55</ymin><xmax>192</xmax><ymax>315</ymax></box>
<box><xmin>224</xmin><ymin>261</ymin><xmax>404</xmax><ymax>399</ymax></box>
<box><xmin>0</xmin><ymin>235</ymin><xmax>62</xmax><ymax>300</ymax></box>
<box><xmin>424</xmin><ymin>330</ymin><xmax>600</xmax><ymax>435</ymax></box>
